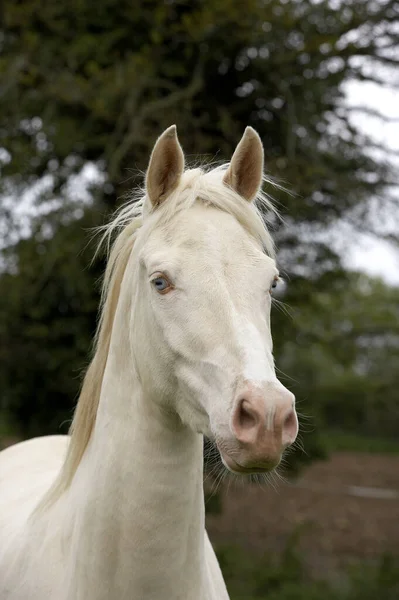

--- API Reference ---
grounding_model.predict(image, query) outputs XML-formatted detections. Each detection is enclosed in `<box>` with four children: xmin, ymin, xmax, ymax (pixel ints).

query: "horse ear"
<box><xmin>223</xmin><ymin>127</ymin><xmax>264</xmax><ymax>202</ymax></box>
<box><xmin>146</xmin><ymin>125</ymin><xmax>185</xmax><ymax>208</ymax></box>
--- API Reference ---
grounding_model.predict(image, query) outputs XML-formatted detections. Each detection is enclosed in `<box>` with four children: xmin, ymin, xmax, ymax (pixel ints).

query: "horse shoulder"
<box><xmin>0</xmin><ymin>436</ymin><xmax>69</xmax><ymax>600</ymax></box>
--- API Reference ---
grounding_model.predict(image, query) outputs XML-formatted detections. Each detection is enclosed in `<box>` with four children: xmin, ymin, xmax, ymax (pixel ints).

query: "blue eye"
<box><xmin>152</xmin><ymin>276</ymin><xmax>171</xmax><ymax>293</ymax></box>
<box><xmin>270</xmin><ymin>278</ymin><xmax>278</xmax><ymax>294</ymax></box>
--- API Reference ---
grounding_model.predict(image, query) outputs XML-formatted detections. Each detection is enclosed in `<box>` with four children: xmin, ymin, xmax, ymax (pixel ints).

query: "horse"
<box><xmin>0</xmin><ymin>125</ymin><xmax>298</xmax><ymax>599</ymax></box>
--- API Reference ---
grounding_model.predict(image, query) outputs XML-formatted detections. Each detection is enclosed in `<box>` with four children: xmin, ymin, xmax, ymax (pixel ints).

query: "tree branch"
<box><xmin>107</xmin><ymin>58</ymin><xmax>204</xmax><ymax>181</ymax></box>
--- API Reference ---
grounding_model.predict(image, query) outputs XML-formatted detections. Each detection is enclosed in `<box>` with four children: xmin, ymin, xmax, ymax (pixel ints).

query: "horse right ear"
<box><xmin>146</xmin><ymin>125</ymin><xmax>185</xmax><ymax>209</ymax></box>
<box><xmin>223</xmin><ymin>127</ymin><xmax>264</xmax><ymax>202</ymax></box>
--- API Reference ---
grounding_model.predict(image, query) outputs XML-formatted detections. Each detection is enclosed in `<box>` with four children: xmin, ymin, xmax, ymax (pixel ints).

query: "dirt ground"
<box><xmin>206</xmin><ymin>452</ymin><xmax>399</xmax><ymax>574</ymax></box>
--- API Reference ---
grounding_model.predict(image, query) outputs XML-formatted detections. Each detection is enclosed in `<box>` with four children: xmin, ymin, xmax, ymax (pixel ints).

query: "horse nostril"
<box><xmin>282</xmin><ymin>408</ymin><xmax>298</xmax><ymax>445</ymax></box>
<box><xmin>236</xmin><ymin>398</ymin><xmax>258</xmax><ymax>431</ymax></box>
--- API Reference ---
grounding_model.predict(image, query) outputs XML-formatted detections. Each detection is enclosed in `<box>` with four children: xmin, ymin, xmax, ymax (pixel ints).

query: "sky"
<box><xmin>342</xmin><ymin>80</ymin><xmax>399</xmax><ymax>285</ymax></box>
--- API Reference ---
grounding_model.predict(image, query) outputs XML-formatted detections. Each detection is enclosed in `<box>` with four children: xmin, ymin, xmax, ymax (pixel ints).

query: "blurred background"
<box><xmin>1</xmin><ymin>0</ymin><xmax>399</xmax><ymax>598</ymax></box>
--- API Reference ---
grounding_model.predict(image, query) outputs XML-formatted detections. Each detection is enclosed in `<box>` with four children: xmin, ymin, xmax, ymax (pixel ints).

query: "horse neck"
<box><xmin>61</xmin><ymin>288</ymin><xmax>206</xmax><ymax>599</ymax></box>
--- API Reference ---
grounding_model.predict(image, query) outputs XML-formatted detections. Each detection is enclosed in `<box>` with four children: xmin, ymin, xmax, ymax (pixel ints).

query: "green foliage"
<box><xmin>274</xmin><ymin>274</ymin><xmax>399</xmax><ymax>450</ymax></box>
<box><xmin>1</xmin><ymin>0</ymin><xmax>396</xmax><ymax>216</ymax></box>
<box><xmin>325</xmin><ymin>431</ymin><xmax>399</xmax><ymax>455</ymax></box>
<box><xmin>346</xmin><ymin>555</ymin><xmax>399</xmax><ymax>600</ymax></box>
<box><xmin>0</xmin><ymin>209</ymin><xmax>103</xmax><ymax>435</ymax></box>
<box><xmin>217</xmin><ymin>543</ymin><xmax>399</xmax><ymax>600</ymax></box>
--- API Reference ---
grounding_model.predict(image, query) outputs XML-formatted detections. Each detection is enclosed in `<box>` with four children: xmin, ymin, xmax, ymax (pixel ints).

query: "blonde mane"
<box><xmin>41</xmin><ymin>165</ymin><xmax>278</xmax><ymax>507</ymax></box>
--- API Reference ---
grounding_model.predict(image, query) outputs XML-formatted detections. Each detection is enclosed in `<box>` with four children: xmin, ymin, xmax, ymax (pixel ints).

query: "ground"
<box><xmin>206</xmin><ymin>452</ymin><xmax>399</xmax><ymax>574</ymax></box>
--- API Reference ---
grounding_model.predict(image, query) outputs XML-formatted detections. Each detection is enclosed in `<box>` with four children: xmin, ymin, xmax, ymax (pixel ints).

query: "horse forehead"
<box><xmin>175</xmin><ymin>216</ymin><xmax>276</xmax><ymax>277</ymax></box>
<box><xmin>163</xmin><ymin>206</ymin><xmax>260</xmax><ymax>257</ymax></box>
<box><xmin>179</xmin><ymin>206</ymin><xmax>247</xmax><ymax>240</ymax></box>
<box><xmin>144</xmin><ymin>205</ymin><xmax>276</xmax><ymax>275</ymax></box>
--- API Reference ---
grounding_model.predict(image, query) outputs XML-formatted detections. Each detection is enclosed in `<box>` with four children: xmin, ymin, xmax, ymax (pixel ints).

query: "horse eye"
<box><xmin>152</xmin><ymin>276</ymin><xmax>171</xmax><ymax>293</ymax></box>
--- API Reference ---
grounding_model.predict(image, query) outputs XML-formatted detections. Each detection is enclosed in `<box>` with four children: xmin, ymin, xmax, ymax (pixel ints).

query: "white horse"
<box><xmin>0</xmin><ymin>126</ymin><xmax>298</xmax><ymax>600</ymax></box>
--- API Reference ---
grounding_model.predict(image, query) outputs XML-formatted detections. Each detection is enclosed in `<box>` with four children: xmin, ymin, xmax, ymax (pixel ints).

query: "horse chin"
<box><xmin>219</xmin><ymin>450</ymin><xmax>280</xmax><ymax>475</ymax></box>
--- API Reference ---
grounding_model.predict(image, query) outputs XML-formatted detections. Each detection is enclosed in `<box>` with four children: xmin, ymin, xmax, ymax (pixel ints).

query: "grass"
<box><xmin>217</xmin><ymin>541</ymin><xmax>399</xmax><ymax>600</ymax></box>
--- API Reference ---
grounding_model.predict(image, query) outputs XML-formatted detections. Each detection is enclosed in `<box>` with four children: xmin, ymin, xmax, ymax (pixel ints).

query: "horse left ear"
<box><xmin>146</xmin><ymin>125</ymin><xmax>185</xmax><ymax>208</ymax></box>
<box><xmin>223</xmin><ymin>127</ymin><xmax>264</xmax><ymax>202</ymax></box>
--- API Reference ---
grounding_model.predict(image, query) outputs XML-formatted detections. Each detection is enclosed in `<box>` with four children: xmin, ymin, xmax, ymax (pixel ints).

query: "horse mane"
<box><xmin>39</xmin><ymin>165</ymin><xmax>279</xmax><ymax>509</ymax></box>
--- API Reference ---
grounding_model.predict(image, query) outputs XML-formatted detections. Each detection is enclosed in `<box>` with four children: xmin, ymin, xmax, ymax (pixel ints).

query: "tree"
<box><xmin>1</xmin><ymin>0</ymin><xmax>397</xmax><ymax>232</ymax></box>
<box><xmin>0</xmin><ymin>209</ymin><xmax>103</xmax><ymax>436</ymax></box>
<box><xmin>273</xmin><ymin>273</ymin><xmax>399</xmax><ymax>441</ymax></box>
